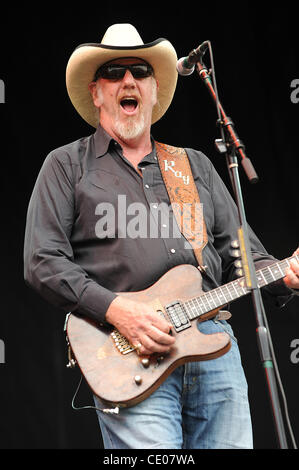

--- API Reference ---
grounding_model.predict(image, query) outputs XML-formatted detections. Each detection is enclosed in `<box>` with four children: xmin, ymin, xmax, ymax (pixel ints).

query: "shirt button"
<box><xmin>170</xmin><ymin>248</ymin><xmax>176</xmax><ymax>253</ymax></box>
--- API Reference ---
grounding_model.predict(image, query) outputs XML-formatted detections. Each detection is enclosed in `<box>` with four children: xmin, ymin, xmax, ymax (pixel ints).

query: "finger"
<box><xmin>150</xmin><ymin>313</ymin><xmax>173</xmax><ymax>333</ymax></box>
<box><xmin>129</xmin><ymin>320</ymin><xmax>172</xmax><ymax>352</ymax></box>
<box><xmin>284</xmin><ymin>268</ymin><xmax>299</xmax><ymax>289</ymax></box>
<box><xmin>147</xmin><ymin>325</ymin><xmax>175</xmax><ymax>345</ymax></box>
<box><xmin>132</xmin><ymin>339</ymin><xmax>154</xmax><ymax>357</ymax></box>
<box><xmin>138</xmin><ymin>335</ymin><xmax>173</xmax><ymax>355</ymax></box>
<box><xmin>290</xmin><ymin>259</ymin><xmax>299</xmax><ymax>276</ymax></box>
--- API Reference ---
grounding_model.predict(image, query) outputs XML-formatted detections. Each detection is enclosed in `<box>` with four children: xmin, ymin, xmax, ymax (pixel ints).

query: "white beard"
<box><xmin>114</xmin><ymin>114</ymin><xmax>146</xmax><ymax>140</ymax></box>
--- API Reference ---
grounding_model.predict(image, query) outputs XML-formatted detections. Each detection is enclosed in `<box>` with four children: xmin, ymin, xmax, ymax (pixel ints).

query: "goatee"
<box><xmin>114</xmin><ymin>115</ymin><xmax>146</xmax><ymax>141</ymax></box>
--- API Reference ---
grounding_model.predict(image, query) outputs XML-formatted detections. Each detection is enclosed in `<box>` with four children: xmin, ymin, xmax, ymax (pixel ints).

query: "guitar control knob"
<box><xmin>134</xmin><ymin>375</ymin><xmax>142</xmax><ymax>385</ymax></box>
<box><xmin>141</xmin><ymin>358</ymin><xmax>150</xmax><ymax>368</ymax></box>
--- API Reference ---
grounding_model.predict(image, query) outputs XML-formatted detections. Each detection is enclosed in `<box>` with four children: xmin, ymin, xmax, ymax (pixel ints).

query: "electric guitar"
<box><xmin>66</xmin><ymin>255</ymin><xmax>297</xmax><ymax>408</ymax></box>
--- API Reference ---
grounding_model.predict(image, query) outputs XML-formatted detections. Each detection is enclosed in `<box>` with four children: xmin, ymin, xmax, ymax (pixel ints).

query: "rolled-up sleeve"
<box><xmin>23</xmin><ymin>151</ymin><xmax>116</xmax><ymax>325</ymax></box>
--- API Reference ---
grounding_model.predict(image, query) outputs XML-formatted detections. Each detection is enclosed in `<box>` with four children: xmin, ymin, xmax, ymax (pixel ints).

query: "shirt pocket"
<box><xmin>86</xmin><ymin>169</ymin><xmax>121</xmax><ymax>191</ymax></box>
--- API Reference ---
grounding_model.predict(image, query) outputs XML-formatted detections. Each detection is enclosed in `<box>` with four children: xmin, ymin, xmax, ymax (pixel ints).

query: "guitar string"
<box><xmin>183</xmin><ymin>254</ymin><xmax>299</xmax><ymax>320</ymax></box>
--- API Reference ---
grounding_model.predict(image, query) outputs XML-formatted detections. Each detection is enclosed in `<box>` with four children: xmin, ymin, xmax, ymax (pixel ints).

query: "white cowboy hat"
<box><xmin>66</xmin><ymin>23</ymin><xmax>178</xmax><ymax>128</ymax></box>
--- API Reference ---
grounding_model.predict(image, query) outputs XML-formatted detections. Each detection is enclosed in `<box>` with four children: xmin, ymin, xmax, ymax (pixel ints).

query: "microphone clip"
<box><xmin>188</xmin><ymin>41</ymin><xmax>209</xmax><ymax>65</ymax></box>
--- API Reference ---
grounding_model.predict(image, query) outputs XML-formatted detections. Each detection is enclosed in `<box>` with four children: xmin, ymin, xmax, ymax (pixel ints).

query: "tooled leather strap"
<box><xmin>155</xmin><ymin>141</ymin><xmax>208</xmax><ymax>268</ymax></box>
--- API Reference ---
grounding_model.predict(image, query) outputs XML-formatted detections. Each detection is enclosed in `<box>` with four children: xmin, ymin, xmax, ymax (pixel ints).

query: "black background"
<box><xmin>0</xmin><ymin>3</ymin><xmax>298</xmax><ymax>450</ymax></box>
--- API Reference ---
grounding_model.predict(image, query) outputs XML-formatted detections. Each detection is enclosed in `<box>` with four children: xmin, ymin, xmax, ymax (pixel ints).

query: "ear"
<box><xmin>152</xmin><ymin>78</ymin><xmax>159</xmax><ymax>106</ymax></box>
<box><xmin>88</xmin><ymin>82</ymin><xmax>102</xmax><ymax>107</ymax></box>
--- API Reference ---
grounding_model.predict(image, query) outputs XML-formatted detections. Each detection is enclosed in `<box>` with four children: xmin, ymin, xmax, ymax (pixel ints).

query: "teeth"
<box><xmin>121</xmin><ymin>98</ymin><xmax>137</xmax><ymax>103</ymax></box>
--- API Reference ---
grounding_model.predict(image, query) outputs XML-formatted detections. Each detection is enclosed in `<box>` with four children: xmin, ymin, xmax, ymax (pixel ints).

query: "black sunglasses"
<box><xmin>94</xmin><ymin>63</ymin><xmax>154</xmax><ymax>81</ymax></box>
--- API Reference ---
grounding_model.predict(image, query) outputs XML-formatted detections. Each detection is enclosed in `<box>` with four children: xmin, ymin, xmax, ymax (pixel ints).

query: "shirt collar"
<box><xmin>93</xmin><ymin>125</ymin><xmax>114</xmax><ymax>158</ymax></box>
<box><xmin>139</xmin><ymin>138</ymin><xmax>157</xmax><ymax>165</ymax></box>
<box><xmin>93</xmin><ymin>124</ymin><xmax>157</xmax><ymax>164</ymax></box>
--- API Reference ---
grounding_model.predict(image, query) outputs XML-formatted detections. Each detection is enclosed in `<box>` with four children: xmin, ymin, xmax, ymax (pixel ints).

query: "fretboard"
<box><xmin>184</xmin><ymin>254</ymin><xmax>298</xmax><ymax>320</ymax></box>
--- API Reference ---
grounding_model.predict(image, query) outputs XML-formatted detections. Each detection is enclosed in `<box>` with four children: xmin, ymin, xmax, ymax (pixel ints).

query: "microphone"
<box><xmin>176</xmin><ymin>41</ymin><xmax>209</xmax><ymax>76</ymax></box>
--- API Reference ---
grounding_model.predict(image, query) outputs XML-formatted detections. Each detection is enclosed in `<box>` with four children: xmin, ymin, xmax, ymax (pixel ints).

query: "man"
<box><xmin>24</xmin><ymin>24</ymin><xmax>299</xmax><ymax>449</ymax></box>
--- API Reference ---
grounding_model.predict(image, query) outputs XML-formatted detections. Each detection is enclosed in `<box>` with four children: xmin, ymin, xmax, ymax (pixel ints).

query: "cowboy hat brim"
<box><xmin>66</xmin><ymin>38</ymin><xmax>178</xmax><ymax>128</ymax></box>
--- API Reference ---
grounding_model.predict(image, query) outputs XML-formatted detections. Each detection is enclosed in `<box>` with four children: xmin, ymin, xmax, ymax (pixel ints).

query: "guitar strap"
<box><xmin>155</xmin><ymin>141</ymin><xmax>208</xmax><ymax>270</ymax></box>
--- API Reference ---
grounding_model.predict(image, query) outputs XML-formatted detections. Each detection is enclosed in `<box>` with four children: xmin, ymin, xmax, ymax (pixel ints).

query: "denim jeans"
<box><xmin>94</xmin><ymin>319</ymin><xmax>253</xmax><ymax>449</ymax></box>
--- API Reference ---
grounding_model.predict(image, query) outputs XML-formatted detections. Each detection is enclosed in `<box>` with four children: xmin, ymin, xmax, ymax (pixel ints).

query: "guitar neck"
<box><xmin>184</xmin><ymin>254</ymin><xmax>299</xmax><ymax>321</ymax></box>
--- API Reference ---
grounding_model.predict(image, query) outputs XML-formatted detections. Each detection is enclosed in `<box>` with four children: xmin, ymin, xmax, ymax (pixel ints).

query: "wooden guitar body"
<box><xmin>66</xmin><ymin>264</ymin><xmax>231</xmax><ymax>408</ymax></box>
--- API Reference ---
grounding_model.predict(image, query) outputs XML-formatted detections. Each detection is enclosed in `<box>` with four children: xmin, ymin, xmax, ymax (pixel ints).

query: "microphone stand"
<box><xmin>195</xmin><ymin>57</ymin><xmax>289</xmax><ymax>449</ymax></box>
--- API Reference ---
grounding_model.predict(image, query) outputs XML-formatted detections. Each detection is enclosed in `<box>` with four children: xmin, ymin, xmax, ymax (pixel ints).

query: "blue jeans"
<box><xmin>94</xmin><ymin>319</ymin><xmax>253</xmax><ymax>449</ymax></box>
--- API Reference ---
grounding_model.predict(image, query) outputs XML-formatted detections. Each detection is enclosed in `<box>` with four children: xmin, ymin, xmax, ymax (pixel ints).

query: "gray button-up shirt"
<box><xmin>24</xmin><ymin>125</ymin><xmax>292</xmax><ymax>324</ymax></box>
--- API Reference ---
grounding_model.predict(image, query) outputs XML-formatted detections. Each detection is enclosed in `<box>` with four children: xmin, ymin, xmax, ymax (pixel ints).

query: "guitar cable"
<box><xmin>71</xmin><ymin>374</ymin><xmax>119</xmax><ymax>415</ymax></box>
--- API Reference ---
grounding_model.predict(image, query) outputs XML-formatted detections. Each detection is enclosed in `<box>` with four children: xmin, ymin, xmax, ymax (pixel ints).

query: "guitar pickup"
<box><xmin>165</xmin><ymin>301</ymin><xmax>191</xmax><ymax>332</ymax></box>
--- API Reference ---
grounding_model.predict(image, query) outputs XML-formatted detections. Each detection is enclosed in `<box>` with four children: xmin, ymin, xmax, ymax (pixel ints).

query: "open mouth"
<box><xmin>120</xmin><ymin>98</ymin><xmax>139</xmax><ymax>114</ymax></box>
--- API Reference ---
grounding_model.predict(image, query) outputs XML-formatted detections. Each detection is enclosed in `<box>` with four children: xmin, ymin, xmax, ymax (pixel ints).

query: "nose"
<box><xmin>122</xmin><ymin>69</ymin><xmax>136</xmax><ymax>86</ymax></box>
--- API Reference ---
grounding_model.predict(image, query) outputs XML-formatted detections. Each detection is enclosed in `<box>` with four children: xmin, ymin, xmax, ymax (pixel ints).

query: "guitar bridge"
<box><xmin>111</xmin><ymin>329</ymin><xmax>135</xmax><ymax>355</ymax></box>
<box><xmin>165</xmin><ymin>301</ymin><xmax>191</xmax><ymax>332</ymax></box>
